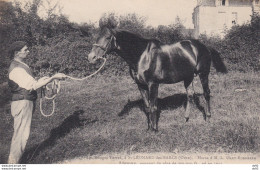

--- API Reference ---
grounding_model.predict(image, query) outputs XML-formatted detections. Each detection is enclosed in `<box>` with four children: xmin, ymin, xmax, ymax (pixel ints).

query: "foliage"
<box><xmin>156</xmin><ymin>24</ymin><xmax>184</xmax><ymax>44</ymax></box>
<box><xmin>118</xmin><ymin>13</ymin><xmax>147</xmax><ymax>34</ymax></box>
<box><xmin>0</xmin><ymin>0</ymin><xmax>259</xmax><ymax>84</ymax></box>
<box><xmin>99</xmin><ymin>12</ymin><xmax>185</xmax><ymax>43</ymax></box>
<box><xmin>199</xmin><ymin>13</ymin><xmax>260</xmax><ymax>72</ymax></box>
<box><xmin>0</xmin><ymin>0</ymin><xmax>96</xmax><ymax>82</ymax></box>
<box><xmin>26</xmin><ymin>33</ymin><xmax>95</xmax><ymax>78</ymax></box>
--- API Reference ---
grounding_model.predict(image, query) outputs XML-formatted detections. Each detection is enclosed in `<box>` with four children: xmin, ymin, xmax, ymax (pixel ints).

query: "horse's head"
<box><xmin>88</xmin><ymin>27</ymin><xmax>118</xmax><ymax>63</ymax></box>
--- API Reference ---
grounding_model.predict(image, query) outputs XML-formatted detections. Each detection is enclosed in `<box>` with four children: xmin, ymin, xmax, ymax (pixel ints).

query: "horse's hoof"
<box><xmin>206</xmin><ymin>115</ymin><xmax>211</xmax><ymax>122</ymax></box>
<box><xmin>146</xmin><ymin>127</ymin><xmax>158</xmax><ymax>133</ymax></box>
<box><xmin>185</xmin><ymin>117</ymin><xmax>189</xmax><ymax>122</ymax></box>
<box><xmin>151</xmin><ymin>127</ymin><xmax>158</xmax><ymax>133</ymax></box>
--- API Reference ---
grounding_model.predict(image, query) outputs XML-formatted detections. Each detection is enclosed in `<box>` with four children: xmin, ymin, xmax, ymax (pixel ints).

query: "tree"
<box><xmin>118</xmin><ymin>13</ymin><xmax>147</xmax><ymax>34</ymax></box>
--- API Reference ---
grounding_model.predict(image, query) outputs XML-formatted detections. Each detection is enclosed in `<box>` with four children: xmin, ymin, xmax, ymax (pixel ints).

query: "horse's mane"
<box><xmin>116</xmin><ymin>29</ymin><xmax>162</xmax><ymax>46</ymax></box>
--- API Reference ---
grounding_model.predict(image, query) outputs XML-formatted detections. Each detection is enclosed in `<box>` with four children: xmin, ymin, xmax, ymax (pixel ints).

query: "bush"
<box><xmin>26</xmin><ymin>33</ymin><xmax>96</xmax><ymax>78</ymax></box>
<box><xmin>2</xmin><ymin>0</ymin><xmax>258</xmax><ymax>84</ymax></box>
<box><xmin>199</xmin><ymin>14</ymin><xmax>260</xmax><ymax>72</ymax></box>
<box><xmin>0</xmin><ymin>0</ymin><xmax>97</xmax><ymax>82</ymax></box>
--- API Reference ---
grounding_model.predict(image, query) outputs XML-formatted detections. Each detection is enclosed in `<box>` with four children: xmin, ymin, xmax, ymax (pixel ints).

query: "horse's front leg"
<box><xmin>148</xmin><ymin>83</ymin><xmax>159</xmax><ymax>131</ymax></box>
<box><xmin>130</xmin><ymin>68</ymin><xmax>152</xmax><ymax>130</ymax></box>
<box><xmin>137</xmin><ymin>84</ymin><xmax>151</xmax><ymax>130</ymax></box>
<box><xmin>129</xmin><ymin>67</ymin><xmax>135</xmax><ymax>80</ymax></box>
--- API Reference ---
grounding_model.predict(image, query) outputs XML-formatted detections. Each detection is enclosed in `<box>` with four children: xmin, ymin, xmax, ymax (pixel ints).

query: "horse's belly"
<box><xmin>154</xmin><ymin>62</ymin><xmax>194</xmax><ymax>83</ymax></box>
<box><xmin>154</xmin><ymin>71</ymin><xmax>188</xmax><ymax>84</ymax></box>
<box><xmin>137</xmin><ymin>63</ymin><xmax>194</xmax><ymax>85</ymax></box>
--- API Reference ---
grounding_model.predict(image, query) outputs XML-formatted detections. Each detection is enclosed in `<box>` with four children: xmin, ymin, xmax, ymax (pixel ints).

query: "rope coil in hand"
<box><xmin>39</xmin><ymin>58</ymin><xmax>106</xmax><ymax>117</ymax></box>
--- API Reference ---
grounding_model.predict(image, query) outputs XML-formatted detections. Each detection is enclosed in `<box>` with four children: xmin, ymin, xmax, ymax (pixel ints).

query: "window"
<box><xmin>217</xmin><ymin>0</ymin><xmax>226</xmax><ymax>6</ymax></box>
<box><xmin>222</xmin><ymin>0</ymin><xmax>225</xmax><ymax>6</ymax></box>
<box><xmin>232</xmin><ymin>12</ymin><xmax>237</xmax><ymax>25</ymax></box>
<box><xmin>217</xmin><ymin>12</ymin><xmax>227</xmax><ymax>30</ymax></box>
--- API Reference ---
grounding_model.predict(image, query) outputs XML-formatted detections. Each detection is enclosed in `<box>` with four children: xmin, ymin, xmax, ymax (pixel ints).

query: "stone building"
<box><xmin>193</xmin><ymin>0</ymin><xmax>260</xmax><ymax>38</ymax></box>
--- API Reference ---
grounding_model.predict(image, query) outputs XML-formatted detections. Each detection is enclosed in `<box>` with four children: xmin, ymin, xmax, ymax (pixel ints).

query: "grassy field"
<box><xmin>0</xmin><ymin>71</ymin><xmax>259</xmax><ymax>164</ymax></box>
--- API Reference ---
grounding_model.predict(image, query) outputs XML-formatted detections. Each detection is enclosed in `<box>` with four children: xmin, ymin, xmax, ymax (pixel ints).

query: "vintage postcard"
<box><xmin>0</xmin><ymin>0</ymin><xmax>259</xmax><ymax>167</ymax></box>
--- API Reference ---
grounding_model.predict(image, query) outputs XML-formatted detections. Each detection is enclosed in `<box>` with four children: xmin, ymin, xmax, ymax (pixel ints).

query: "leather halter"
<box><xmin>92</xmin><ymin>35</ymin><xmax>114</xmax><ymax>57</ymax></box>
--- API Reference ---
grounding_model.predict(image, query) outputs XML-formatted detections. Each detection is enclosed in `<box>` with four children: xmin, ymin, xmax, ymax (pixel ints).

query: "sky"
<box><xmin>54</xmin><ymin>0</ymin><xmax>197</xmax><ymax>28</ymax></box>
<box><xmin>15</xmin><ymin>0</ymin><xmax>198</xmax><ymax>28</ymax></box>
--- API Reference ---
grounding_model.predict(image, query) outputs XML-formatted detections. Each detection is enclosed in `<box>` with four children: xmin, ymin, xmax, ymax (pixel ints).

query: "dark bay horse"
<box><xmin>88</xmin><ymin>26</ymin><xmax>227</xmax><ymax>131</ymax></box>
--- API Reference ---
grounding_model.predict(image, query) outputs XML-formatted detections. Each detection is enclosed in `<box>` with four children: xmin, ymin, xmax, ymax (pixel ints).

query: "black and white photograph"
<box><xmin>0</xmin><ymin>0</ymin><xmax>259</xmax><ymax>168</ymax></box>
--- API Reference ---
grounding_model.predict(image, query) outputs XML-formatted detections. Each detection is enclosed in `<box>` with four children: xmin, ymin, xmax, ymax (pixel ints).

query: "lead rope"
<box><xmin>39</xmin><ymin>58</ymin><xmax>106</xmax><ymax>117</ymax></box>
<box><xmin>39</xmin><ymin>79</ymin><xmax>60</xmax><ymax>117</ymax></box>
<box><xmin>65</xmin><ymin>58</ymin><xmax>106</xmax><ymax>81</ymax></box>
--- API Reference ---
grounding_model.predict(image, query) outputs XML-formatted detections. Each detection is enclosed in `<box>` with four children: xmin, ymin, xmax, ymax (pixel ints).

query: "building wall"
<box><xmin>253</xmin><ymin>0</ymin><xmax>260</xmax><ymax>13</ymax></box>
<box><xmin>193</xmin><ymin>5</ymin><xmax>252</xmax><ymax>38</ymax></box>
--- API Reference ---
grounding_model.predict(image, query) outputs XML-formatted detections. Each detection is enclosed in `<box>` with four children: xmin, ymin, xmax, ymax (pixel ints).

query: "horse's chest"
<box><xmin>136</xmin><ymin>53</ymin><xmax>150</xmax><ymax>84</ymax></box>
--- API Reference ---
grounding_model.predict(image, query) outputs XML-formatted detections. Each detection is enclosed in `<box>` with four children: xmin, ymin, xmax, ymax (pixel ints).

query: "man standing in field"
<box><xmin>7</xmin><ymin>41</ymin><xmax>67</xmax><ymax>164</ymax></box>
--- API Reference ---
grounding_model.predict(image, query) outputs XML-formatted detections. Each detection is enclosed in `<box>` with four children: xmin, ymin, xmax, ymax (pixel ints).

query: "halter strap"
<box><xmin>92</xmin><ymin>35</ymin><xmax>114</xmax><ymax>57</ymax></box>
<box><xmin>92</xmin><ymin>43</ymin><xmax>106</xmax><ymax>51</ymax></box>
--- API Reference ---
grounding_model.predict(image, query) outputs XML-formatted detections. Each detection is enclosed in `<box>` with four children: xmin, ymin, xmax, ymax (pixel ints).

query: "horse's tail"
<box><xmin>209</xmin><ymin>47</ymin><xmax>228</xmax><ymax>73</ymax></box>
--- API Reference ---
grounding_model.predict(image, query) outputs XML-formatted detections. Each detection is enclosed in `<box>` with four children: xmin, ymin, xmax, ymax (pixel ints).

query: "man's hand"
<box><xmin>38</xmin><ymin>76</ymin><xmax>50</xmax><ymax>81</ymax></box>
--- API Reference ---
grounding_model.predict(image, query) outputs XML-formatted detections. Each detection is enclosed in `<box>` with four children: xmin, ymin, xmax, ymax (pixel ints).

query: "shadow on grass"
<box><xmin>118</xmin><ymin>93</ymin><xmax>206</xmax><ymax>119</ymax></box>
<box><xmin>20</xmin><ymin>109</ymin><xmax>97</xmax><ymax>164</ymax></box>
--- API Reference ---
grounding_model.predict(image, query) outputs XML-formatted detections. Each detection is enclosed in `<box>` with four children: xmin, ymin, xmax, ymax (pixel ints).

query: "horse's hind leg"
<box><xmin>184</xmin><ymin>76</ymin><xmax>194</xmax><ymax>122</ymax></box>
<box><xmin>148</xmin><ymin>83</ymin><xmax>159</xmax><ymax>131</ymax></box>
<box><xmin>199</xmin><ymin>73</ymin><xmax>211</xmax><ymax>120</ymax></box>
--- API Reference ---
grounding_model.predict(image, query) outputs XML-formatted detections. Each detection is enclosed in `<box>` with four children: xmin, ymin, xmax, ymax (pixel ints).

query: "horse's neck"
<box><xmin>114</xmin><ymin>49</ymin><xmax>138</xmax><ymax>70</ymax></box>
<box><xmin>115</xmin><ymin>32</ymin><xmax>149</xmax><ymax>69</ymax></box>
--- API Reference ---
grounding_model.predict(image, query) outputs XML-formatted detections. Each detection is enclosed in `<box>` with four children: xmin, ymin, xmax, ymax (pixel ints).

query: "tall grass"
<box><xmin>0</xmin><ymin>71</ymin><xmax>259</xmax><ymax>164</ymax></box>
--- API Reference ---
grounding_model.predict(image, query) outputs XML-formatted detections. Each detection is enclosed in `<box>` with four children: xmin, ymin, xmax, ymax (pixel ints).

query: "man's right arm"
<box><xmin>9</xmin><ymin>68</ymin><xmax>56</xmax><ymax>90</ymax></box>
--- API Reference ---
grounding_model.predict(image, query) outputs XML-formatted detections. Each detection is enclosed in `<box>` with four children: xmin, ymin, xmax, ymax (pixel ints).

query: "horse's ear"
<box><xmin>109</xmin><ymin>28</ymin><xmax>117</xmax><ymax>36</ymax></box>
<box><xmin>113</xmin><ymin>36</ymin><xmax>120</xmax><ymax>50</ymax></box>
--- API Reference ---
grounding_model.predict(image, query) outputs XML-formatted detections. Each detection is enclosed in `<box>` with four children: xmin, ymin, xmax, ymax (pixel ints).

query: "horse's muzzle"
<box><xmin>87</xmin><ymin>52</ymin><xmax>98</xmax><ymax>63</ymax></box>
